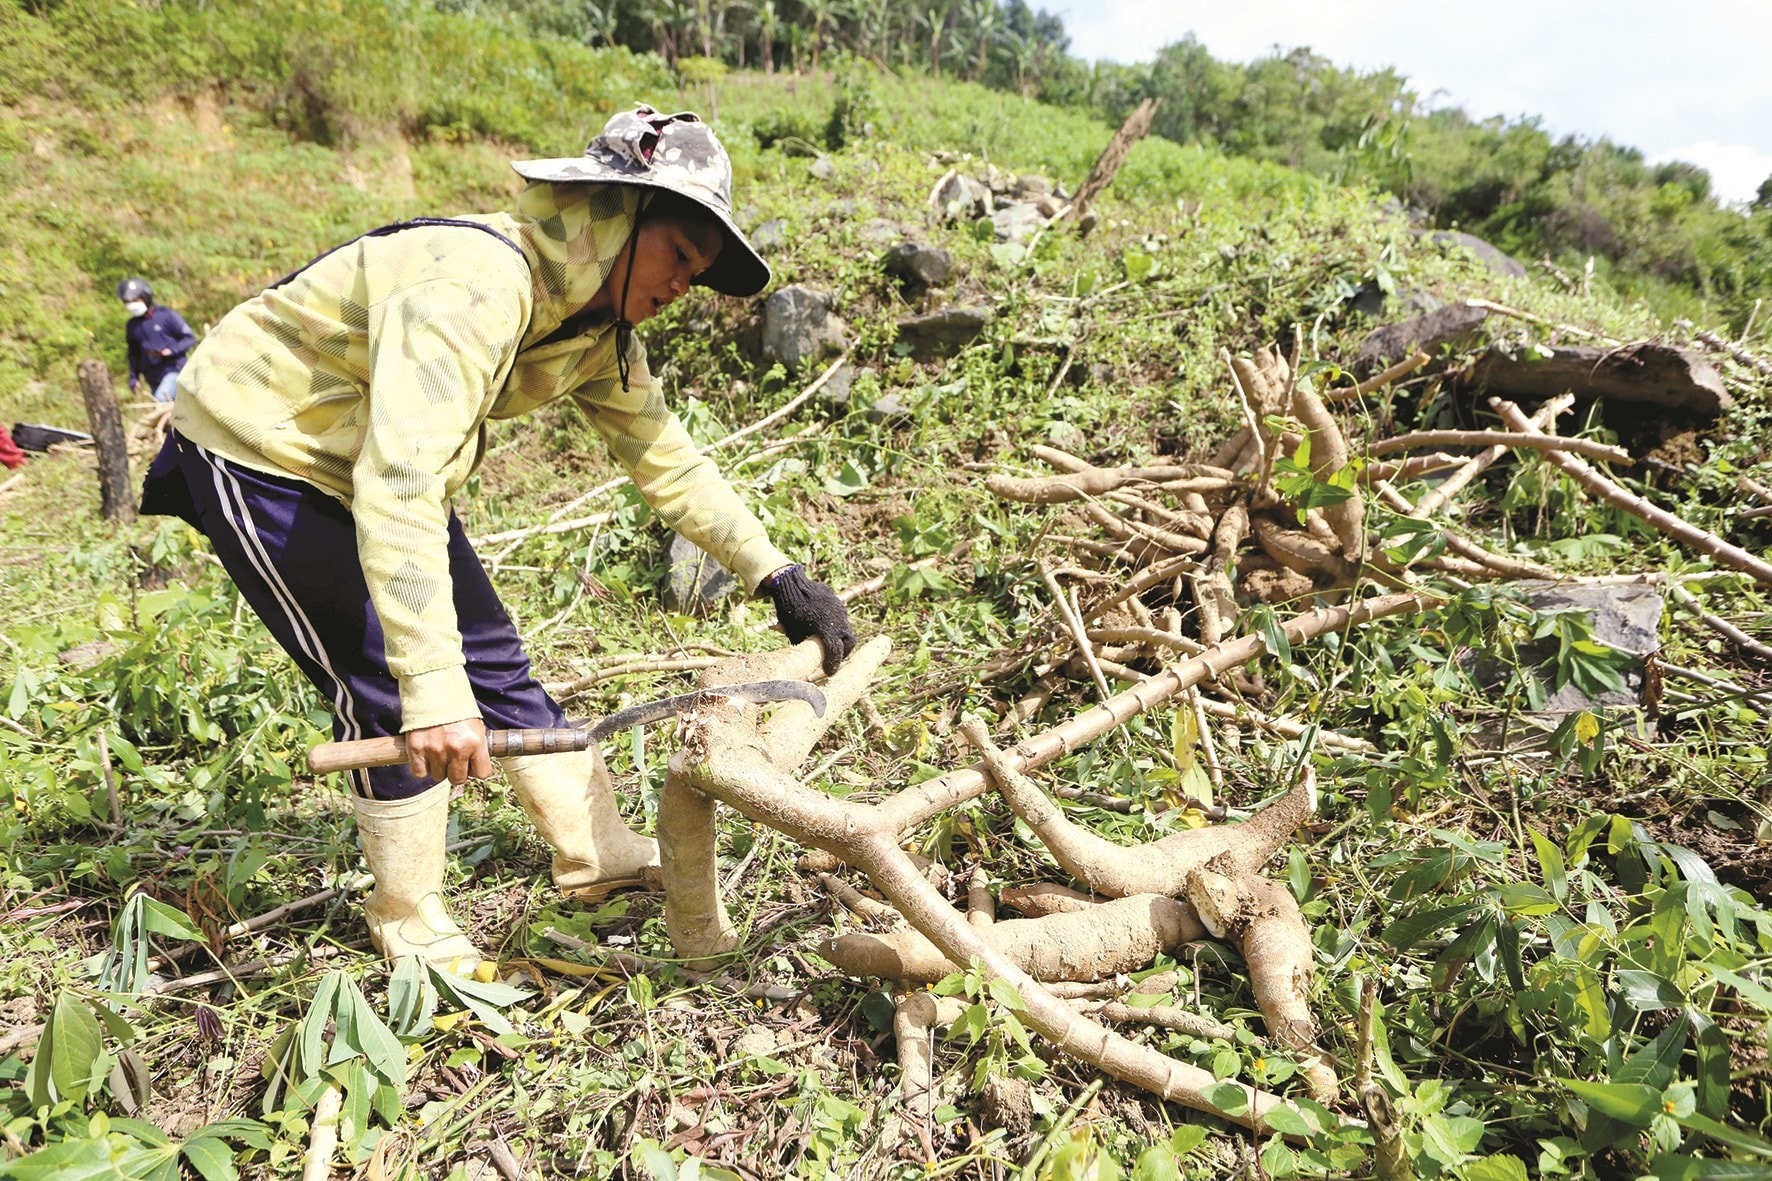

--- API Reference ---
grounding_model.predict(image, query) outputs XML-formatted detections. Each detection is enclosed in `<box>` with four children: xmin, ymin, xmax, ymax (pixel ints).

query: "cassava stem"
<box><xmin>676</xmin><ymin>678</ymin><xmax>1317</xmax><ymax>1131</ymax></box>
<box><xmin>882</xmin><ymin>592</ymin><xmax>1436</xmax><ymax>834</ymax></box>
<box><xmin>1490</xmin><ymin>396</ymin><xmax>1772</xmax><ymax>587</ymax></box>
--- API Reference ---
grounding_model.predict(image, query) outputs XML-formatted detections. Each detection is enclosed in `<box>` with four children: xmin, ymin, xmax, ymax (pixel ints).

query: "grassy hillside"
<box><xmin>3</xmin><ymin>4</ymin><xmax>1771</xmax><ymax>1179</ymax></box>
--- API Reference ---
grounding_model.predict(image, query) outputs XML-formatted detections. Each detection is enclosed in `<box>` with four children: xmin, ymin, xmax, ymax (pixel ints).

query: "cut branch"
<box><xmin>1324</xmin><ymin>350</ymin><xmax>1431</xmax><ymax>405</ymax></box>
<box><xmin>1367</xmin><ymin>429</ymin><xmax>1631</xmax><ymax>466</ymax></box>
<box><xmin>882</xmin><ymin>593</ymin><xmax>1437</xmax><ymax>834</ymax></box>
<box><xmin>1411</xmin><ymin>394</ymin><xmax>1571</xmax><ymax>518</ymax></box>
<box><xmin>1491</xmin><ymin>397</ymin><xmax>1772</xmax><ymax>587</ymax></box>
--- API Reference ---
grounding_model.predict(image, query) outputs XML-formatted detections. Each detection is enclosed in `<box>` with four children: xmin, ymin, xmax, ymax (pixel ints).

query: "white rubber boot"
<box><xmin>500</xmin><ymin>746</ymin><xmax>660</xmax><ymax>895</ymax></box>
<box><xmin>351</xmin><ymin>781</ymin><xmax>486</xmax><ymax>974</ymax></box>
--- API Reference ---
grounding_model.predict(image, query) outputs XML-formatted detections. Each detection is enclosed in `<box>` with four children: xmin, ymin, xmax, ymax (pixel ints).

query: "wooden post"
<box><xmin>76</xmin><ymin>359</ymin><xmax>135</xmax><ymax>524</ymax></box>
<box><xmin>1067</xmin><ymin>97</ymin><xmax>1161</xmax><ymax>230</ymax></box>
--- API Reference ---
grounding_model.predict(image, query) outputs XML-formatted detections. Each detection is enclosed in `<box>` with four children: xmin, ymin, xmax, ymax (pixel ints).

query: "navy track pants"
<box><xmin>149</xmin><ymin>432</ymin><xmax>565</xmax><ymax>799</ymax></box>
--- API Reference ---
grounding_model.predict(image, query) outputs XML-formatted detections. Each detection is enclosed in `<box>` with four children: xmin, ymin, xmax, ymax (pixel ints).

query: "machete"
<box><xmin>306</xmin><ymin>679</ymin><xmax>826</xmax><ymax>775</ymax></box>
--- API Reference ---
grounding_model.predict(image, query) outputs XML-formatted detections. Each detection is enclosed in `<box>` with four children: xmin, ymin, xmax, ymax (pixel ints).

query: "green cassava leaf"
<box><xmin>180</xmin><ymin>1135</ymin><xmax>238</xmax><ymax>1181</ymax></box>
<box><xmin>1460</xmin><ymin>1154</ymin><xmax>1529</xmax><ymax>1181</ymax></box>
<box><xmin>1560</xmin><ymin>1079</ymin><xmax>1661</xmax><ymax>1126</ymax></box>
<box><xmin>1674</xmin><ymin>1114</ymin><xmax>1772</xmax><ymax>1158</ymax></box>
<box><xmin>137</xmin><ymin>897</ymin><xmax>204</xmax><ymax>941</ymax></box>
<box><xmin>0</xmin><ymin>1136</ymin><xmax>117</xmax><ymax>1181</ymax></box>
<box><xmin>1380</xmin><ymin>904</ymin><xmax>1478</xmax><ymax>951</ymax></box>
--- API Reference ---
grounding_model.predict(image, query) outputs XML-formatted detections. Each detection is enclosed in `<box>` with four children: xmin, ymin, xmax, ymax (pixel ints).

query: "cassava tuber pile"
<box><xmin>618</xmin><ymin>328</ymin><xmax>1724</xmax><ymax>1162</ymax></box>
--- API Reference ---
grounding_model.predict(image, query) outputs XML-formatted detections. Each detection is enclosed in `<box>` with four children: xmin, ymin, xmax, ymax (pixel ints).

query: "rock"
<box><xmin>883</xmin><ymin>242</ymin><xmax>954</xmax><ymax>291</ymax></box>
<box><xmin>1014</xmin><ymin>174</ymin><xmax>1050</xmax><ymax>200</ymax></box>
<box><xmin>932</xmin><ymin>172</ymin><xmax>989</xmax><ymax>221</ymax></box>
<box><xmin>865</xmin><ymin>392</ymin><xmax>915</xmax><ymax>425</ymax></box>
<box><xmin>1356</xmin><ymin>302</ymin><xmax>1490</xmax><ymax>371</ymax></box>
<box><xmin>1046</xmin><ymin>420</ymin><xmax>1087</xmax><ymax>453</ymax></box>
<box><xmin>732</xmin><ymin>1024</ymin><xmax>778</xmax><ymax>1059</ymax></box>
<box><xmin>981</xmin><ymin>163</ymin><xmax>1014</xmax><ymax>193</ymax></box>
<box><xmin>1468</xmin><ymin>582</ymin><xmax>1663</xmax><ymax>714</ymax></box>
<box><xmin>1348</xmin><ymin>281</ymin><xmax>1443</xmax><ymax>322</ymax></box>
<box><xmin>981</xmin><ymin>1075</ymin><xmax>1033</xmax><ymax>1137</ymax></box>
<box><xmin>858</xmin><ymin>218</ymin><xmax>902</xmax><ymax>247</ymax></box>
<box><xmin>897</xmin><ymin>305</ymin><xmax>992</xmax><ymax>360</ymax></box>
<box><xmin>664</xmin><ymin>533</ymin><xmax>737</xmax><ymax>615</ymax></box>
<box><xmin>817</xmin><ymin>359</ymin><xmax>856</xmax><ymax>407</ymax></box>
<box><xmin>1035</xmin><ymin>194</ymin><xmax>1066</xmax><ymax>219</ymax></box>
<box><xmin>808</xmin><ymin>155</ymin><xmax>836</xmax><ymax>181</ymax></box>
<box><xmin>1421</xmin><ymin>229</ymin><xmax>1527</xmax><ymax>278</ymax></box>
<box><xmin>991</xmin><ymin>202</ymin><xmax>1048</xmax><ymax>244</ymax></box>
<box><xmin>1464</xmin><ymin>342</ymin><xmax>1731</xmax><ymax>416</ymax></box>
<box><xmin>762</xmin><ymin>285</ymin><xmax>848</xmax><ymax>373</ymax></box>
<box><xmin>57</xmin><ymin>640</ymin><xmax>119</xmax><ymax>668</ymax></box>
<box><xmin>750</xmin><ymin>218</ymin><xmax>787</xmax><ymax>253</ymax></box>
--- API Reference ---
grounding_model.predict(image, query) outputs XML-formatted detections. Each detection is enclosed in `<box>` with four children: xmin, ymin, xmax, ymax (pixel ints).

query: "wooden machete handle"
<box><xmin>306</xmin><ymin>727</ymin><xmax>594</xmax><ymax>775</ymax></box>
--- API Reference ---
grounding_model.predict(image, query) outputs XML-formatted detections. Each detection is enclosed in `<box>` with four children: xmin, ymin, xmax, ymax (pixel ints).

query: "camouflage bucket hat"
<box><xmin>512</xmin><ymin>106</ymin><xmax>770</xmax><ymax>298</ymax></box>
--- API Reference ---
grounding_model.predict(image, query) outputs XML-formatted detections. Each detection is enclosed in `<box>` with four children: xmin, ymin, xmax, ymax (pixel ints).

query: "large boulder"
<box><xmin>1421</xmin><ymin>230</ymin><xmax>1527</xmax><ymax>278</ymax></box>
<box><xmin>1468</xmin><ymin>582</ymin><xmax>1663</xmax><ymax>714</ymax></box>
<box><xmin>762</xmin><ymin>285</ymin><xmax>849</xmax><ymax>373</ymax></box>
<box><xmin>897</xmin><ymin>305</ymin><xmax>992</xmax><ymax>361</ymax></box>
<box><xmin>1356</xmin><ymin>302</ymin><xmax>1490</xmax><ymax>371</ymax></box>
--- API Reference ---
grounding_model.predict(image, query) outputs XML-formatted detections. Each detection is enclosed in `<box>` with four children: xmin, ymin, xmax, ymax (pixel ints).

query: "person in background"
<box><xmin>118</xmin><ymin>277</ymin><xmax>196</xmax><ymax>402</ymax></box>
<box><xmin>0</xmin><ymin>424</ymin><xmax>24</xmax><ymax>470</ymax></box>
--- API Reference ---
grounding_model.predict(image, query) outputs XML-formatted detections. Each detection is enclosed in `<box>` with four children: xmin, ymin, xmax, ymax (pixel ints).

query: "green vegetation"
<box><xmin>3</xmin><ymin>3</ymin><xmax>1770</xmax><ymax>1179</ymax></box>
<box><xmin>434</xmin><ymin>0</ymin><xmax>1772</xmax><ymax>327</ymax></box>
<box><xmin>1106</xmin><ymin>38</ymin><xmax>1772</xmax><ymax>329</ymax></box>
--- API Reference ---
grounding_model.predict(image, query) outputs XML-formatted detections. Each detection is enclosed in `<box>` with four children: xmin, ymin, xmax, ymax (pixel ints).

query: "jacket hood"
<box><xmin>506</xmin><ymin>180</ymin><xmax>642</xmax><ymax>350</ymax></box>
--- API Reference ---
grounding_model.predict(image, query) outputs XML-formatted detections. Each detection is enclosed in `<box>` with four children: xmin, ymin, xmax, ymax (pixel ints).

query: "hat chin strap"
<box><xmin>614</xmin><ymin>196</ymin><xmax>651</xmax><ymax>393</ymax></box>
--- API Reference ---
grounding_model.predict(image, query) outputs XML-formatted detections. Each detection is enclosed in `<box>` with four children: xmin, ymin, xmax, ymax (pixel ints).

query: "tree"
<box><xmin>999</xmin><ymin>27</ymin><xmax>1036</xmax><ymax>98</ymax></box>
<box><xmin>854</xmin><ymin>0</ymin><xmax>895</xmax><ymax>65</ymax></box>
<box><xmin>1145</xmin><ymin>34</ymin><xmax>1237</xmax><ymax>146</ymax></box>
<box><xmin>753</xmin><ymin>0</ymin><xmax>780</xmax><ymax>72</ymax></box>
<box><xmin>914</xmin><ymin>0</ymin><xmax>951</xmax><ymax>77</ymax></box>
<box><xmin>798</xmin><ymin>0</ymin><xmax>848</xmax><ymax>71</ymax></box>
<box><xmin>958</xmin><ymin>0</ymin><xmax>1001</xmax><ymax>81</ymax></box>
<box><xmin>644</xmin><ymin>0</ymin><xmax>696</xmax><ymax>65</ymax></box>
<box><xmin>1755</xmin><ymin>173</ymin><xmax>1772</xmax><ymax>212</ymax></box>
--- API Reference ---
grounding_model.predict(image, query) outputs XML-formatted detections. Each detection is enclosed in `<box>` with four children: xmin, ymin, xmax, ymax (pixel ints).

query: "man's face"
<box><xmin>611</xmin><ymin>217</ymin><xmax>723</xmax><ymax>325</ymax></box>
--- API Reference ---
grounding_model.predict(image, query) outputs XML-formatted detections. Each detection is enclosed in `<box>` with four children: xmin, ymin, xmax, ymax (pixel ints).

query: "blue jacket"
<box><xmin>125</xmin><ymin>305</ymin><xmax>197</xmax><ymax>388</ymax></box>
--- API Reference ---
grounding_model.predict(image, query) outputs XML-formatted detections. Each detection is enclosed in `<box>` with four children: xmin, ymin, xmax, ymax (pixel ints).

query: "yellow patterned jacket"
<box><xmin>173</xmin><ymin>181</ymin><xmax>791</xmax><ymax>731</ymax></box>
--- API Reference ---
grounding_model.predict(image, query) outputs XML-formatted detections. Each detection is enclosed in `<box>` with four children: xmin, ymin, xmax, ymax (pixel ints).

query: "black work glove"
<box><xmin>766</xmin><ymin>564</ymin><xmax>857</xmax><ymax>675</ymax></box>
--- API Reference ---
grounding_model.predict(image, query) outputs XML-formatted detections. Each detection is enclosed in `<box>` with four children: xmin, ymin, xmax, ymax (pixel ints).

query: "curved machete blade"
<box><xmin>581</xmin><ymin>679</ymin><xmax>826</xmax><ymax>741</ymax></box>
